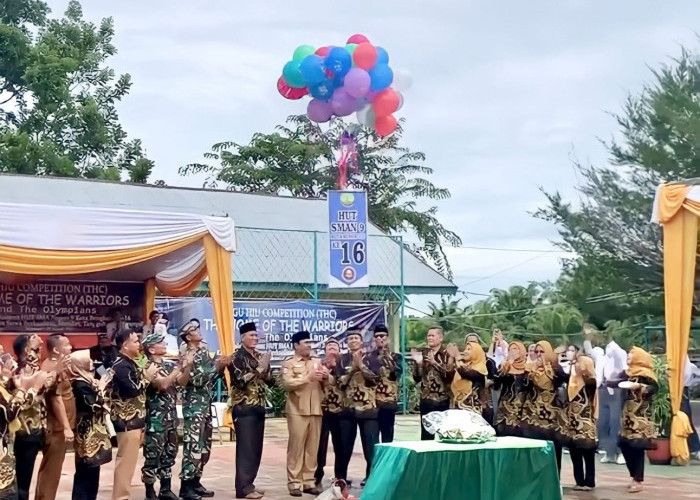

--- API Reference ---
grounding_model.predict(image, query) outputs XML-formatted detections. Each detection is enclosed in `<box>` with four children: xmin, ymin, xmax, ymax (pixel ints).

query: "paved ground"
<box><xmin>36</xmin><ymin>416</ymin><xmax>698</xmax><ymax>500</ymax></box>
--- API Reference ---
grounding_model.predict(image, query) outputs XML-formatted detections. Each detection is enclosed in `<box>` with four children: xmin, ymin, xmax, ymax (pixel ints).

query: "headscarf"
<box><xmin>451</xmin><ymin>342</ymin><xmax>488</xmax><ymax>398</ymax></box>
<box><xmin>568</xmin><ymin>355</ymin><xmax>599</xmax><ymax>418</ymax></box>
<box><xmin>527</xmin><ymin>341</ymin><xmax>556</xmax><ymax>371</ymax></box>
<box><xmin>67</xmin><ymin>350</ymin><xmax>98</xmax><ymax>389</ymax></box>
<box><xmin>626</xmin><ymin>346</ymin><xmax>656</xmax><ymax>382</ymax></box>
<box><xmin>500</xmin><ymin>341</ymin><xmax>527</xmax><ymax>375</ymax></box>
<box><xmin>525</xmin><ymin>341</ymin><xmax>556</xmax><ymax>389</ymax></box>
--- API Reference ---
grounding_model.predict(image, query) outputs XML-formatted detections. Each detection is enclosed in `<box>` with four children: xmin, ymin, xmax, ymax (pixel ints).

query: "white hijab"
<box><xmin>600</xmin><ymin>341</ymin><xmax>627</xmax><ymax>385</ymax></box>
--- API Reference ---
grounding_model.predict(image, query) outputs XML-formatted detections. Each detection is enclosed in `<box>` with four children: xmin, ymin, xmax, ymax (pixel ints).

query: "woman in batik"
<box><xmin>493</xmin><ymin>341</ymin><xmax>527</xmax><ymax>436</ymax></box>
<box><xmin>451</xmin><ymin>341</ymin><xmax>489</xmax><ymax>419</ymax></box>
<box><xmin>69</xmin><ymin>350</ymin><xmax>113</xmax><ymax>500</ymax></box>
<box><xmin>560</xmin><ymin>349</ymin><xmax>598</xmax><ymax>491</ymax></box>
<box><xmin>614</xmin><ymin>347</ymin><xmax>657</xmax><ymax>494</ymax></box>
<box><xmin>521</xmin><ymin>340</ymin><xmax>567</xmax><ymax>472</ymax></box>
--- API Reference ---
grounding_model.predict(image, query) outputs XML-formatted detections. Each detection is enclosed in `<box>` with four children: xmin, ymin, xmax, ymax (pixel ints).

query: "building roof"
<box><xmin>0</xmin><ymin>174</ymin><xmax>457</xmax><ymax>295</ymax></box>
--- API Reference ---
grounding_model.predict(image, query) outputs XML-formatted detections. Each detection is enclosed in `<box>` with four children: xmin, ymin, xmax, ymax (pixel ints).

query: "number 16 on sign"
<box><xmin>328</xmin><ymin>191</ymin><xmax>369</xmax><ymax>288</ymax></box>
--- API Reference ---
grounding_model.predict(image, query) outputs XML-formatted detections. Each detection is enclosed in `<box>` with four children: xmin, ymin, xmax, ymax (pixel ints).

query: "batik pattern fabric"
<box><xmin>72</xmin><ymin>380</ymin><xmax>112</xmax><ymax>468</ymax></box>
<box><xmin>321</xmin><ymin>364</ymin><xmax>344</xmax><ymax>414</ymax></box>
<box><xmin>142</xmin><ymin>359</ymin><xmax>179</xmax><ymax>484</ymax></box>
<box><xmin>412</xmin><ymin>347</ymin><xmax>455</xmax><ymax>405</ymax></box>
<box><xmin>228</xmin><ymin>348</ymin><xmax>269</xmax><ymax>409</ymax></box>
<box><xmin>15</xmin><ymin>348</ymin><xmax>46</xmax><ymax>440</ymax></box>
<box><xmin>0</xmin><ymin>383</ymin><xmax>32</xmax><ymax>500</ymax></box>
<box><xmin>452</xmin><ymin>369</ymin><xmax>487</xmax><ymax>414</ymax></box>
<box><xmin>338</xmin><ymin>352</ymin><xmax>381</xmax><ymax>418</ymax></box>
<box><xmin>110</xmin><ymin>355</ymin><xmax>148</xmax><ymax>432</ymax></box>
<box><xmin>493</xmin><ymin>373</ymin><xmax>525</xmax><ymax>436</ymax></box>
<box><xmin>371</xmin><ymin>351</ymin><xmax>403</xmax><ymax>411</ymax></box>
<box><xmin>618</xmin><ymin>375</ymin><xmax>658</xmax><ymax>450</ymax></box>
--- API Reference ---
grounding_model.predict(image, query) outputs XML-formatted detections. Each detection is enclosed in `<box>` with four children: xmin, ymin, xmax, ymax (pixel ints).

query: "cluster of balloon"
<box><xmin>277</xmin><ymin>34</ymin><xmax>412</xmax><ymax>137</ymax></box>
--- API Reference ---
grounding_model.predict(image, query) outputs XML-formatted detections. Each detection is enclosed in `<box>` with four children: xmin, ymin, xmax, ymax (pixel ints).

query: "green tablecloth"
<box><xmin>360</xmin><ymin>436</ymin><xmax>562</xmax><ymax>500</ymax></box>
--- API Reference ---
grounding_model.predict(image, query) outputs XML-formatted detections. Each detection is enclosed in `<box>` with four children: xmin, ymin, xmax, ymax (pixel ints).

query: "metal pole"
<box><xmin>313</xmin><ymin>231</ymin><xmax>319</xmax><ymax>302</ymax></box>
<box><xmin>399</xmin><ymin>236</ymin><xmax>407</xmax><ymax>414</ymax></box>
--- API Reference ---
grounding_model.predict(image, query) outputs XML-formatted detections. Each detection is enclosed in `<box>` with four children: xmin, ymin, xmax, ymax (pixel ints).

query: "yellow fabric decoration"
<box><xmin>203</xmin><ymin>235</ymin><xmax>235</xmax><ymax>356</ymax></box>
<box><xmin>658</xmin><ymin>184</ymin><xmax>698</xmax><ymax>465</ymax></box>
<box><xmin>144</xmin><ymin>278</ymin><xmax>156</xmax><ymax>323</ymax></box>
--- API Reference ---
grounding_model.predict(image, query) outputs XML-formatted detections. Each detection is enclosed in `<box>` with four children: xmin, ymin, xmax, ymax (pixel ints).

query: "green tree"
<box><xmin>535</xmin><ymin>47</ymin><xmax>700</xmax><ymax>325</ymax></box>
<box><xmin>0</xmin><ymin>0</ymin><xmax>153</xmax><ymax>181</ymax></box>
<box><xmin>180</xmin><ymin>115</ymin><xmax>461</xmax><ymax>278</ymax></box>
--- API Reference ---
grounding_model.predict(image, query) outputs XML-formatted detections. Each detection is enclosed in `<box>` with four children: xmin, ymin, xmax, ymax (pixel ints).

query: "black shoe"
<box><xmin>179</xmin><ymin>480</ymin><xmax>202</xmax><ymax>500</ymax></box>
<box><xmin>145</xmin><ymin>483</ymin><xmax>157</xmax><ymax>500</ymax></box>
<box><xmin>193</xmin><ymin>479</ymin><xmax>214</xmax><ymax>498</ymax></box>
<box><xmin>303</xmin><ymin>487</ymin><xmax>322</xmax><ymax>495</ymax></box>
<box><xmin>360</xmin><ymin>478</ymin><xmax>368</xmax><ymax>487</ymax></box>
<box><xmin>289</xmin><ymin>490</ymin><xmax>302</xmax><ymax>497</ymax></box>
<box><xmin>159</xmin><ymin>479</ymin><xmax>179</xmax><ymax>500</ymax></box>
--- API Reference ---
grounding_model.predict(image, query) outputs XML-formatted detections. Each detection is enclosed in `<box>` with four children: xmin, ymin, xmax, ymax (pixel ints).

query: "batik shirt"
<box><xmin>412</xmin><ymin>346</ymin><xmax>455</xmax><ymax>404</ymax></box>
<box><xmin>338</xmin><ymin>352</ymin><xmax>381</xmax><ymax>418</ymax></box>
<box><xmin>110</xmin><ymin>355</ymin><xmax>148</xmax><ymax>432</ymax></box>
<box><xmin>228</xmin><ymin>348</ymin><xmax>270</xmax><ymax>409</ymax></box>
<box><xmin>368</xmin><ymin>350</ymin><xmax>403</xmax><ymax>411</ymax></box>
<box><xmin>15</xmin><ymin>348</ymin><xmax>46</xmax><ymax>438</ymax></box>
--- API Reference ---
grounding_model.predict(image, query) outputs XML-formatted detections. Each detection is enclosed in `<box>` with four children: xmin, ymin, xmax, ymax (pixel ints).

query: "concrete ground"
<box><xmin>36</xmin><ymin>416</ymin><xmax>699</xmax><ymax>500</ymax></box>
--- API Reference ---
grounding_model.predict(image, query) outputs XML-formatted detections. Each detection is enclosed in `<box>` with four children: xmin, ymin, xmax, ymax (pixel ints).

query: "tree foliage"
<box><xmin>535</xmin><ymin>47</ymin><xmax>700</xmax><ymax>327</ymax></box>
<box><xmin>0</xmin><ymin>0</ymin><xmax>153</xmax><ymax>182</ymax></box>
<box><xmin>181</xmin><ymin>115</ymin><xmax>461</xmax><ymax>278</ymax></box>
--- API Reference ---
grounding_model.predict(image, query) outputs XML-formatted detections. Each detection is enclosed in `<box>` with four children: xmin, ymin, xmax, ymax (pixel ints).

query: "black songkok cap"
<box><xmin>374</xmin><ymin>324</ymin><xmax>389</xmax><ymax>334</ymax></box>
<box><xmin>240</xmin><ymin>322</ymin><xmax>257</xmax><ymax>335</ymax></box>
<box><xmin>292</xmin><ymin>331</ymin><xmax>311</xmax><ymax>344</ymax></box>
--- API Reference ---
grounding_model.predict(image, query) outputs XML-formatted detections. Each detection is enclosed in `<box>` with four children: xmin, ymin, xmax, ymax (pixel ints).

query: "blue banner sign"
<box><xmin>155</xmin><ymin>298</ymin><xmax>386</xmax><ymax>359</ymax></box>
<box><xmin>328</xmin><ymin>190</ymin><xmax>369</xmax><ymax>288</ymax></box>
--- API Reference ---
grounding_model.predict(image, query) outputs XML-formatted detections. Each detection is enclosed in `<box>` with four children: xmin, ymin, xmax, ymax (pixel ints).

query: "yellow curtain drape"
<box><xmin>144</xmin><ymin>278</ymin><xmax>156</xmax><ymax>323</ymax></box>
<box><xmin>659</xmin><ymin>184</ymin><xmax>696</xmax><ymax>464</ymax></box>
<box><xmin>0</xmin><ymin>233</ymin><xmax>205</xmax><ymax>275</ymax></box>
<box><xmin>203</xmin><ymin>235</ymin><xmax>234</xmax><ymax>355</ymax></box>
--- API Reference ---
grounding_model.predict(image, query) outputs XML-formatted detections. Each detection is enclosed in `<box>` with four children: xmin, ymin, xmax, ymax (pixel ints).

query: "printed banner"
<box><xmin>0</xmin><ymin>281</ymin><xmax>144</xmax><ymax>333</ymax></box>
<box><xmin>328</xmin><ymin>190</ymin><xmax>369</xmax><ymax>288</ymax></box>
<box><xmin>155</xmin><ymin>298</ymin><xmax>386</xmax><ymax>358</ymax></box>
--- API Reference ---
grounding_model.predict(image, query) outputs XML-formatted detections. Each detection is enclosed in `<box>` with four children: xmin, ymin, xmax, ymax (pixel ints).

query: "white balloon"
<box><xmin>396</xmin><ymin>92</ymin><xmax>404</xmax><ymax>111</ymax></box>
<box><xmin>356</xmin><ymin>105</ymin><xmax>375</xmax><ymax>127</ymax></box>
<box><xmin>393</xmin><ymin>69</ymin><xmax>413</xmax><ymax>92</ymax></box>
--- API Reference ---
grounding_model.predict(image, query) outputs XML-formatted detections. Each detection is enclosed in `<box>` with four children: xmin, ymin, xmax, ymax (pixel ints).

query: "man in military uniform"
<box><xmin>141</xmin><ymin>331</ymin><xmax>194</xmax><ymax>500</ymax></box>
<box><xmin>229</xmin><ymin>322</ymin><xmax>271</xmax><ymax>500</ymax></box>
<box><xmin>314</xmin><ymin>338</ymin><xmax>344</xmax><ymax>488</ymax></box>
<box><xmin>179</xmin><ymin>320</ymin><xmax>228</xmax><ymax>500</ymax></box>
<box><xmin>337</xmin><ymin>330</ymin><xmax>381</xmax><ymax>487</ymax></box>
<box><xmin>281</xmin><ymin>331</ymin><xmax>326</xmax><ymax>497</ymax></box>
<box><xmin>368</xmin><ymin>325</ymin><xmax>403</xmax><ymax>443</ymax></box>
<box><xmin>411</xmin><ymin>326</ymin><xmax>456</xmax><ymax>440</ymax></box>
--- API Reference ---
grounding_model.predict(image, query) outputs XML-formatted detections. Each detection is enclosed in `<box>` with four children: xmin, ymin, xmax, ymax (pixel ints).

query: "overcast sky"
<box><xmin>49</xmin><ymin>0</ymin><xmax>700</xmax><ymax>310</ymax></box>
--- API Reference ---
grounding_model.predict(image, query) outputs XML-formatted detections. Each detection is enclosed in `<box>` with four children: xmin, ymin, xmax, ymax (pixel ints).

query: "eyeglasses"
<box><xmin>534</xmin><ymin>349</ymin><xmax>545</xmax><ymax>354</ymax></box>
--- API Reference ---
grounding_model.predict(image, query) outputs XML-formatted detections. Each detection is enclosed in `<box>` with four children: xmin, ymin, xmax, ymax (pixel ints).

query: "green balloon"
<box><xmin>293</xmin><ymin>45</ymin><xmax>316</xmax><ymax>61</ymax></box>
<box><xmin>346</xmin><ymin>43</ymin><xmax>358</xmax><ymax>55</ymax></box>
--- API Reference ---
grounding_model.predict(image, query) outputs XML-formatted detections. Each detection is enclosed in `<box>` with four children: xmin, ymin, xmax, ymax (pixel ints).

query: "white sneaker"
<box><xmin>691</xmin><ymin>452</ymin><xmax>700</xmax><ymax>461</ymax></box>
<box><xmin>600</xmin><ymin>452</ymin><xmax>612</xmax><ymax>464</ymax></box>
<box><xmin>616</xmin><ymin>454</ymin><xmax>626</xmax><ymax>465</ymax></box>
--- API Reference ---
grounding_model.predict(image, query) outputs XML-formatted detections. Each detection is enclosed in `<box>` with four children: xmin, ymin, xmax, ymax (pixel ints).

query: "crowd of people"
<box><xmin>0</xmin><ymin>314</ymin><xmax>698</xmax><ymax>500</ymax></box>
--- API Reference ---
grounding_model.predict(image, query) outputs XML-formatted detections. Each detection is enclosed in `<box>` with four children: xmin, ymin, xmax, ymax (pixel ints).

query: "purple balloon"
<box><xmin>307</xmin><ymin>99</ymin><xmax>333</xmax><ymax>123</ymax></box>
<box><xmin>331</xmin><ymin>88</ymin><xmax>356</xmax><ymax>117</ymax></box>
<box><xmin>343</xmin><ymin>68</ymin><xmax>371</xmax><ymax>98</ymax></box>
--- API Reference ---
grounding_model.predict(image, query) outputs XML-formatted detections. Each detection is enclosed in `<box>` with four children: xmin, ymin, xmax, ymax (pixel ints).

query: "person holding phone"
<box><xmin>411</xmin><ymin>326</ymin><xmax>456</xmax><ymax>440</ymax></box>
<box><xmin>493</xmin><ymin>341</ymin><xmax>527</xmax><ymax>436</ymax></box>
<box><xmin>487</xmin><ymin>329</ymin><xmax>509</xmax><ymax>368</ymax></box>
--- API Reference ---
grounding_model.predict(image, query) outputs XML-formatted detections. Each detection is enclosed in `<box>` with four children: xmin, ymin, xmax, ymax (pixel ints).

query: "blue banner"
<box><xmin>154</xmin><ymin>298</ymin><xmax>386</xmax><ymax>359</ymax></box>
<box><xmin>328</xmin><ymin>190</ymin><xmax>369</xmax><ymax>288</ymax></box>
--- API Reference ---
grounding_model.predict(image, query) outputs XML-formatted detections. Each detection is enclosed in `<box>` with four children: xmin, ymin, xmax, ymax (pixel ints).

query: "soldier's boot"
<box><xmin>179</xmin><ymin>480</ymin><xmax>202</xmax><ymax>500</ymax></box>
<box><xmin>158</xmin><ymin>479</ymin><xmax>179</xmax><ymax>500</ymax></box>
<box><xmin>193</xmin><ymin>478</ymin><xmax>214</xmax><ymax>498</ymax></box>
<box><xmin>145</xmin><ymin>483</ymin><xmax>157</xmax><ymax>500</ymax></box>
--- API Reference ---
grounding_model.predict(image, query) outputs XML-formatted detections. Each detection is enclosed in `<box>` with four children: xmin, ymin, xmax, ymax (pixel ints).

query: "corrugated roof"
<box><xmin>0</xmin><ymin>174</ymin><xmax>457</xmax><ymax>294</ymax></box>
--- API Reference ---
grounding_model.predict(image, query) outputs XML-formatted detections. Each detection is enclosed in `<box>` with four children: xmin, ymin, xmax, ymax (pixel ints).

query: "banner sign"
<box><xmin>155</xmin><ymin>298</ymin><xmax>386</xmax><ymax>359</ymax></box>
<box><xmin>0</xmin><ymin>281</ymin><xmax>144</xmax><ymax>333</ymax></box>
<box><xmin>328</xmin><ymin>190</ymin><xmax>369</xmax><ymax>288</ymax></box>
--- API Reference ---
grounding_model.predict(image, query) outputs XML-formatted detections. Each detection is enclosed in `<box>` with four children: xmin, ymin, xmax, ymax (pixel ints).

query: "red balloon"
<box><xmin>372</xmin><ymin>89</ymin><xmax>400</xmax><ymax>116</ymax></box>
<box><xmin>374</xmin><ymin>114</ymin><xmax>397</xmax><ymax>137</ymax></box>
<box><xmin>353</xmin><ymin>43</ymin><xmax>378</xmax><ymax>70</ymax></box>
<box><xmin>347</xmin><ymin>34</ymin><xmax>370</xmax><ymax>44</ymax></box>
<box><xmin>315</xmin><ymin>46</ymin><xmax>331</xmax><ymax>57</ymax></box>
<box><xmin>277</xmin><ymin>76</ymin><xmax>308</xmax><ymax>100</ymax></box>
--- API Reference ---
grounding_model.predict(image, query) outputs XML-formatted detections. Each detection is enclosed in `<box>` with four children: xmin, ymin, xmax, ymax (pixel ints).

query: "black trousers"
<box><xmin>378</xmin><ymin>407</ymin><xmax>396</xmax><ymax>443</ymax></box>
<box><xmin>570</xmin><ymin>447</ymin><xmax>596</xmax><ymax>488</ymax></box>
<box><xmin>338</xmin><ymin>413</ymin><xmax>379</xmax><ymax>480</ymax></box>
<box><xmin>419</xmin><ymin>400</ymin><xmax>450</xmax><ymax>440</ymax></box>
<box><xmin>619</xmin><ymin>442</ymin><xmax>645</xmax><ymax>482</ymax></box>
<box><xmin>233</xmin><ymin>406</ymin><xmax>266</xmax><ymax>497</ymax></box>
<box><xmin>14</xmin><ymin>434</ymin><xmax>43</xmax><ymax>500</ymax></box>
<box><xmin>682</xmin><ymin>388</ymin><xmax>700</xmax><ymax>453</ymax></box>
<box><xmin>554</xmin><ymin>441</ymin><xmax>563</xmax><ymax>475</ymax></box>
<box><xmin>72</xmin><ymin>462</ymin><xmax>101</xmax><ymax>500</ymax></box>
<box><xmin>315</xmin><ymin>412</ymin><xmax>343</xmax><ymax>482</ymax></box>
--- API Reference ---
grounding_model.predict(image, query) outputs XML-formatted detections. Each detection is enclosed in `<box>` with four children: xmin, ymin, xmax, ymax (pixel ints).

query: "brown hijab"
<box><xmin>501</xmin><ymin>341</ymin><xmax>527</xmax><ymax>375</ymax></box>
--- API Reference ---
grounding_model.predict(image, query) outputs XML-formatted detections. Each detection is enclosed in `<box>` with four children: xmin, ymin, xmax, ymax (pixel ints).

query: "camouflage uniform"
<box><xmin>141</xmin><ymin>357</ymin><xmax>179</xmax><ymax>485</ymax></box>
<box><xmin>180</xmin><ymin>346</ymin><xmax>220</xmax><ymax>482</ymax></box>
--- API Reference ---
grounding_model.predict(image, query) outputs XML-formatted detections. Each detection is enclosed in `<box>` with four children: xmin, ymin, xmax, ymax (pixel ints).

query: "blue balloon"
<box><xmin>332</xmin><ymin>72</ymin><xmax>345</xmax><ymax>88</ymax></box>
<box><xmin>369</xmin><ymin>64</ymin><xmax>393</xmax><ymax>91</ymax></box>
<box><xmin>299</xmin><ymin>55</ymin><xmax>326</xmax><ymax>85</ymax></box>
<box><xmin>376</xmin><ymin>46</ymin><xmax>389</xmax><ymax>65</ymax></box>
<box><xmin>324</xmin><ymin>47</ymin><xmax>352</xmax><ymax>77</ymax></box>
<box><xmin>309</xmin><ymin>78</ymin><xmax>335</xmax><ymax>101</ymax></box>
<box><xmin>282</xmin><ymin>61</ymin><xmax>305</xmax><ymax>88</ymax></box>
